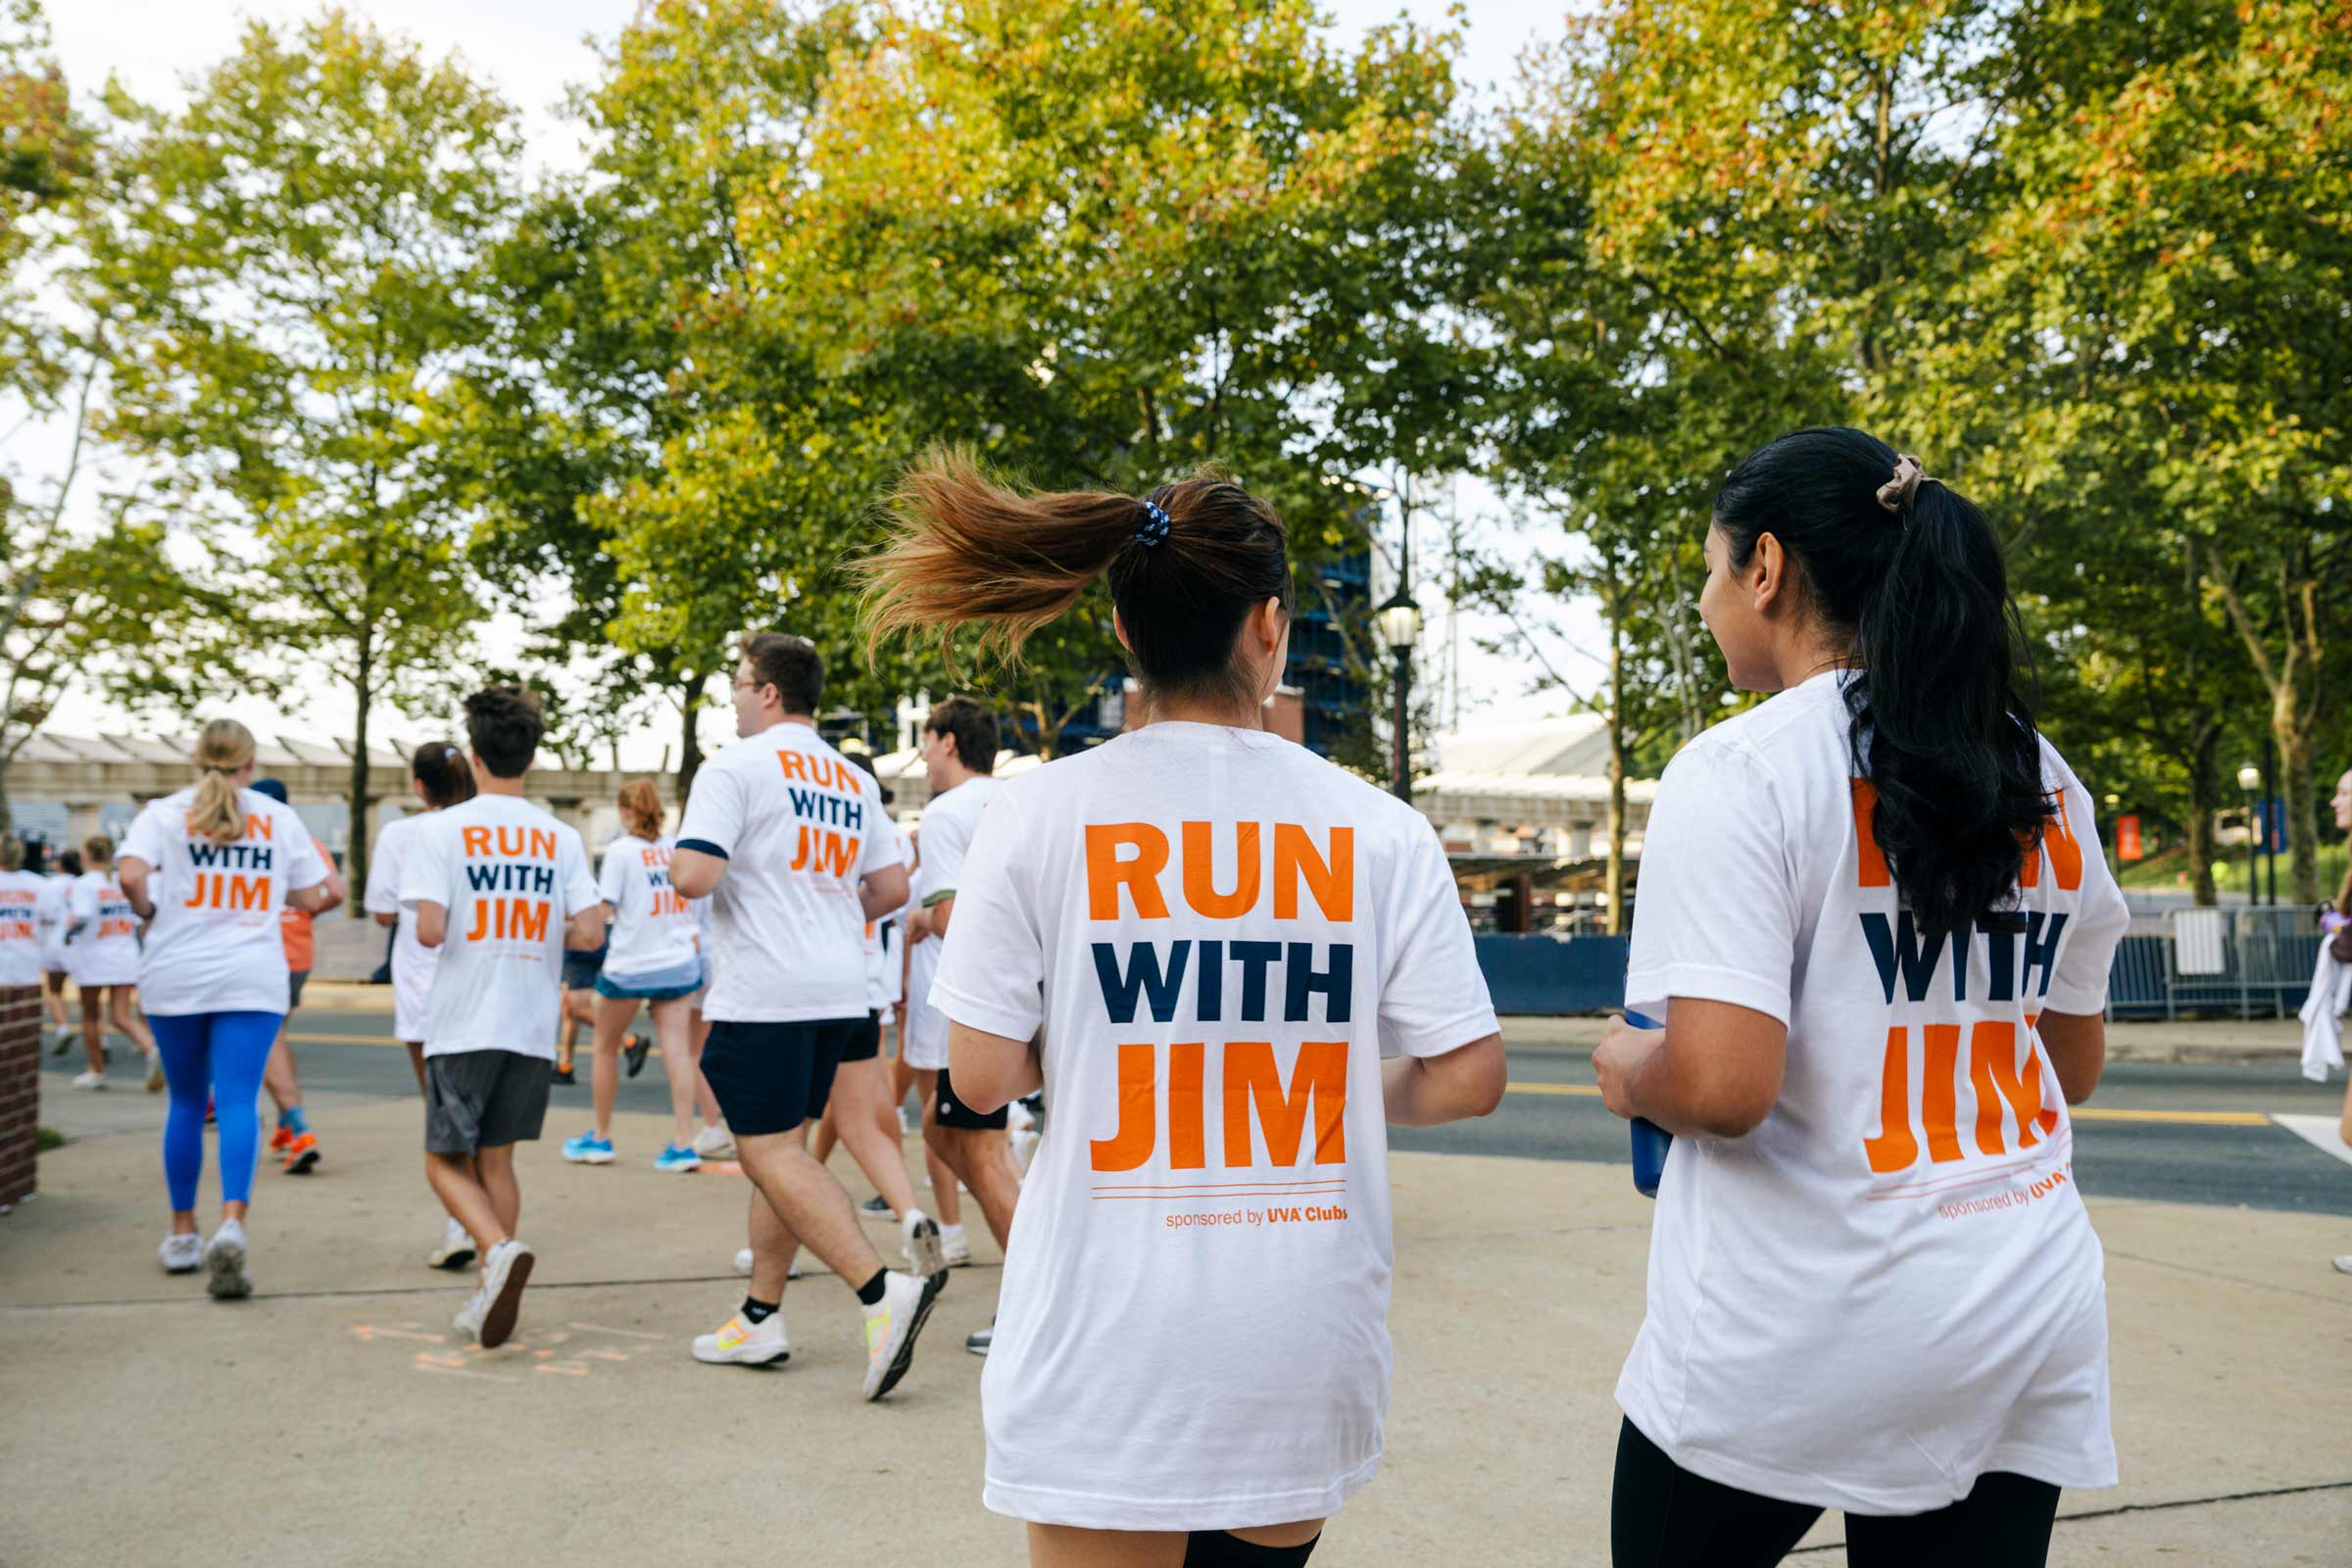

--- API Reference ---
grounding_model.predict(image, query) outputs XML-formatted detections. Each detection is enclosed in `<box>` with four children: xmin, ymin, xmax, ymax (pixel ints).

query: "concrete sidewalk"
<box><xmin>3</xmin><ymin>1082</ymin><xmax>2347</xmax><ymax>1565</ymax></box>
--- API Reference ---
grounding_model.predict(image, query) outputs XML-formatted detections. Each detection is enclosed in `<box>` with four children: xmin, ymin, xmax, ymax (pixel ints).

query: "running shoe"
<box><xmin>624</xmin><ymin>1035</ymin><xmax>651</xmax><ymax>1078</ymax></box>
<box><xmin>268</xmin><ymin>1125</ymin><xmax>293</xmax><ymax>1155</ymax></box>
<box><xmin>50</xmin><ymin>1026</ymin><xmax>74</xmax><ymax>1056</ymax></box>
<box><xmin>901</xmin><ymin>1208</ymin><xmax>945</xmax><ymax>1278</ymax></box>
<box><xmin>561</xmin><ymin>1132</ymin><xmax>616</xmax><ymax>1164</ymax></box>
<box><xmin>2334</xmin><ymin>1255</ymin><xmax>2352</xmax><ymax>1276</ymax></box>
<box><xmin>734</xmin><ymin>1247</ymin><xmax>754</xmax><ymax>1277</ymax></box>
<box><xmin>158</xmin><ymin>1232</ymin><xmax>203</xmax><ymax>1273</ymax></box>
<box><xmin>965</xmin><ymin>1321</ymin><xmax>992</xmax><ymax>1356</ymax></box>
<box><xmin>654</xmin><ymin>1143</ymin><xmax>702</xmax><ymax>1173</ymax></box>
<box><xmin>941</xmin><ymin>1227</ymin><xmax>972</xmax><ymax>1268</ymax></box>
<box><xmin>70</xmin><ymin>1070</ymin><xmax>106</xmax><ymax>1091</ymax></box>
<box><xmin>471</xmin><ymin>1239</ymin><xmax>533</xmax><ymax>1348</ymax></box>
<box><xmin>895</xmin><ymin>1106</ymin><xmax>911</xmax><ymax>1137</ymax></box>
<box><xmin>1010</xmin><ymin>1129</ymin><xmax>1041</xmax><ymax>1174</ymax></box>
<box><xmin>204</xmin><ymin>1219</ymin><xmax>252</xmax><ymax>1300</ymax></box>
<box><xmin>454</xmin><ymin>1285</ymin><xmax>488</xmax><ymax>1342</ymax></box>
<box><xmin>859</xmin><ymin>1195</ymin><xmax>893</xmax><ymax>1218</ymax></box>
<box><xmin>551</xmin><ymin>1065</ymin><xmax>576</xmax><ymax>1086</ymax></box>
<box><xmin>428</xmin><ymin>1216</ymin><xmax>475</xmax><ymax>1272</ymax></box>
<box><xmin>692</xmin><ymin>1310</ymin><xmax>791</xmax><ymax>1366</ymax></box>
<box><xmin>282</xmin><ymin>1131</ymin><xmax>320</xmax><ymax>1175</ymax></box>
<box><xmin>861</xmin><ymin>1269</ymin><xmax>946</xmax><ymax>1401</ymax></box>
<box><xmin>690</xmin><ymin>1124</ymin><xmax>736</xmax><ymax>1159</ymax></box>
<box><xmin>144</xmin><ymin>1053</ymin><xmax>166</xmax><ymax>1094</ymax></box>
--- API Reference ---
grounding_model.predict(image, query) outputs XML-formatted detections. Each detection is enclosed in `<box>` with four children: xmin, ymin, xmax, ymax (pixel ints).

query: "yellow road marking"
<box><xmin>2068</xmin><ymin>1107</ymin><xmax>2271</xmax><ymax>1127</ymax></box>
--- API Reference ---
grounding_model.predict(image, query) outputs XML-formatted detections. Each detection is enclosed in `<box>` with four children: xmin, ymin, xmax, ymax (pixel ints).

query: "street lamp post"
<box><xmin>2236</xmin><ymin>762</ymin><xmax>2262</xmax><ymax>908</ymax></box>
<box><xmin>1375</xmin><ymin>587</ymin><xmax>1421</xmax><ymax>802</ymax></box>
<box><xmin>2103</xmin><ymin>792</ymin><xmax>2121</xmax><ymax>876</ymax></box>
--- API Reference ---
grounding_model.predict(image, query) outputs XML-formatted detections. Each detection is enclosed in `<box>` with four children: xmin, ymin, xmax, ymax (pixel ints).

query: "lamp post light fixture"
<box><xmin>2103</xmin><ymin>792</ymin><xmax>2121</xmax><ymax>875</ymax></box>
<box><xmin>1375</xmin><ymin>587</ymin><xmax>1422</xmax><ymax>802</ymax></box>
<box><xmin>2236</xmin><ymin>762</ymin><xmax>2262</xmax><ymax>907</ymax></box>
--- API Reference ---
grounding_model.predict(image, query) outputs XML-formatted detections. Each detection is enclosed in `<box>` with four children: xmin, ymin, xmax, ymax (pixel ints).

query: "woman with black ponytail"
<box><xmin>1593</xmin><ymin>428</ymin><xmax>2131</xmax><ymax>1566</ymax></box>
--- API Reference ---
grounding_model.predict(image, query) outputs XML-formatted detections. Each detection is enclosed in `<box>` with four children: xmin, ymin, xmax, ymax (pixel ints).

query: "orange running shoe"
<box><xmin>282</xmin><ymin>1131</ymin><xmax>320</xmax><ymax>1174</ymax></box>
<box><xmin>268</xmin><ymin>1125</ymin><xmax>294</xmax><ymax>1155</ymax></box>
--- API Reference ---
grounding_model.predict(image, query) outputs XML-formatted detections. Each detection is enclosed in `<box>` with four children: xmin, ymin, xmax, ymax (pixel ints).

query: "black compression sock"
<box><xmin>740</xmin><ymin>1297</ymin><xmax>778</xmax><ymax>1325</ymax></box>
<box><xmin>855</xmin><ymin>1269</ymin><xmax>888</xmax><ymax>1306</ymax></box>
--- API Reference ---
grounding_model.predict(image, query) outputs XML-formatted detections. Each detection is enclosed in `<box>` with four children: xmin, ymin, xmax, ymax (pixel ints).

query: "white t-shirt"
<box><xmin>67</xmin><ymin>870</ymin><xmax>144</xmax><ymax>987</ymax></box>
<box><xmin>399</xmin><ymin>794</ymin><xmax>598</xmax><ymax>1059</ymax></box>
<box><xmin>36</xmin><ymin>873</ymin><xmax>72</xmax><ymax>969</ymax></box>
<box><xmin>1617</xmin><ymin>671</ymin><xmax>2131</xmax><ymax>1514</ymax></box>
<box><xmin>931</xmin><ymin>720</ymin><xmax>1499</xmax><ymax>1531</ymax></box>
<box><xmin>676</xmin><ymin>720</ymin><xmax>905</xmax><ymax>1023</ymax></box>
<box><xmin>364</xmin><ymin>812</ymin><xmax>442</xmax><ymax>1043</ymax></box>
<box><xmin>598</xmin><ymin>832</ymin><xmax>700</xmax><ymax>983</ymax></box>
<box><xmin>905</xmin><ymin>776</ymin><xmax>1005</xmax><ymax>1068</ymax></box>
<box><xmin>120</xmin><ymin>788</ymin><xmax>331</xmax><ymax>1016</ymax></box>
<box><xmin>0</xmin><ymin>868</ymin><xmax>45</xmax><ymax>987</ymax></box>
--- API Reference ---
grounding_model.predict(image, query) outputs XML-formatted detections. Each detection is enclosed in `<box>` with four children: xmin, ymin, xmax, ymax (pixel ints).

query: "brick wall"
<box><xmin>0</xmin><ymin>984</ymin><xmax>39</xmax><ymax>1208</ymax></box>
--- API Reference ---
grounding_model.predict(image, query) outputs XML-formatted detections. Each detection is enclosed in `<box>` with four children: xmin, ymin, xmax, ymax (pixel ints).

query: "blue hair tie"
<box><xmin>1134</xmin><ymin>500</ymin><xmax>1171</xmax><ymax>549</ymax></box>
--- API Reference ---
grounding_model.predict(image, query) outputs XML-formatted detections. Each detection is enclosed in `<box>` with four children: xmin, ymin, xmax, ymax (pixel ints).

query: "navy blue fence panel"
<box><xmin>2105</xmin><ymin>934</ymin><xmax>2175</xmax><ymax>1019</ymax></box>
<box><xmin>1474</xmin><ymin>934</ymin><xmax>1629</xmax><ymax>1015</ymax></box>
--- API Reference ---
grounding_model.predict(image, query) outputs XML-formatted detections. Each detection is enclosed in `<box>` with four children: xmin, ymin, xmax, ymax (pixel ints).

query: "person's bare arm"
<box><xmin>947</xmin><ymin>1019</ymin><xmax>1042</xmax><ymax>1113</ymax></box>
<box><xmin>1383</xmin><ymin>1033</ymin><xmax>1507</xmax><ymax>1125</ymax></box>
<box><xmin>670</xmin><ymin>846</ymin><xmax>725</xmax><ymax>900</ymax></box>
<box><xmin>924</xmin><ymin>890</ymin><xmax>956</xmax><ymax>938</ymax></box>
<box><xmin>286</xmin><ymin>883</ymin><xmax>331</xmax><ymax>914</ymax></box>
<box><xmin>415</xmin><ymin>901</ymin><xmax>448</xmax><ymax>949</ymax></box>
<box><xmin>564</xmin><ymin>905</ymin><xmax>605</xmax><ymax>952</ymax></box>
<box><xmin>373</xmin><ymin>911</ymin><xmax>398</xmax><ymax>928</ymax></box>
<box><xmin>2035</xmin><ymin>1009</ymin><xmax>2105</xmax><ymax>1104</ymax></box>
<box><xmin>859</xmin><ymin>862</ymin><xmax>910</xmax><ymax>921</ymax></box>
<box><xmin>311</xmin><ymin>866</ymin><xmax>349</xmax><ymax>916</ymax></box>
<box><xmin>120</xmin><ymin>858</ymin><xmax>155</xmax><ymax>920</ymax></box>
<box><xmin>1594</xmin><ymin>1000</ymin><xmax>1788</xmax><ymax>1139</ymax></box>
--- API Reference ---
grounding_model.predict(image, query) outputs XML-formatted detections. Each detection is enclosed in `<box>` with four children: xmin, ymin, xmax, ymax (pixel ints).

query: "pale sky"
<box><xmin>38</xmin><ymin>1</ymin><xmax>1605</xmax><ymax>761</ymax></box>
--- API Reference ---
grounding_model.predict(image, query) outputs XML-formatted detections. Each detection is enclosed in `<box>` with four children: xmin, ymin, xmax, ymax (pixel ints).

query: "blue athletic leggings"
<box><xmin>151</xmin><ymin>1011</ymin><xmax>283</xmax><ymax>1211</ymax></box>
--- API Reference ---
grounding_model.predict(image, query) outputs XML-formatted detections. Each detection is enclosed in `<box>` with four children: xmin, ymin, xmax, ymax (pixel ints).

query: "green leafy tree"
<box><xmin>90</xmin><ymin>9</ymin><xmax>518</xmax><ymax>899</ymax></box>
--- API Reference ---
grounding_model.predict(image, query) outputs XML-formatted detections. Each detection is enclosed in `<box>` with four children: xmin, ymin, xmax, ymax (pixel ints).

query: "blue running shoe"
<box><xmin>655</xmin><ymin>1143</ymin><xmax>702</xmax><ymax>1174</ymax></box>
<box><xmin>563</xmin><ymin>1132</ymin><xmax>616</xmax><ymax>1165</ymax></box>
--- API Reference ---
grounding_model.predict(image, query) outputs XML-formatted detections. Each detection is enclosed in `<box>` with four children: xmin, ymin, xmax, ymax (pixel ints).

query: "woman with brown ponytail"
<box><xmin>858</xmin><ymin>452</ymin><xmax>1506</xmax><ymax>1567</ymax></box>
<box><xmin>118</xmin><ymin>719</ymin><xmax>331</xmax><ymax>1298</ymax></box>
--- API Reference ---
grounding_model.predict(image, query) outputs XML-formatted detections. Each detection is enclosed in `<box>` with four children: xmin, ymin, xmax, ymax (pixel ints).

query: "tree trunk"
<box><xmin>1605</xmin><ymin>602</ymin><xmax>1627</xmax><ymax>938</ymax></box>
<box><xmin>2185</xmin><ymin>731</ymin><xmax>2219</xmax><ymax>906</ymax></box>
<box><xmin>347</xmin><ymin>643</ymin><xmax>374</xmax><ymax>918</ymax></box>
<box><xmin>676</xmin><ymin>669</ymin><xmax>707</xmax><ymax>799</ymax></box>
<box><xmin>2276</xmin><ymin>713</ymin><xmax>2321</xmax><ymax>906</ymax></box>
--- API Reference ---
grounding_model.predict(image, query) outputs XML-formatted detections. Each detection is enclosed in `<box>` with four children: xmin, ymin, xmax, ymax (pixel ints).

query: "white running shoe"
<box><xmin>204</xmin><ymin>1219</ymin><xmax>252</xmax><ymax>1299</ymax></box>
<box><xmin>1010</xmin><ymin>1129</ymin><xmax>1041</xmax><ymax>1174</ymax></box>
<box><xmin>427</xmin><ymin>1216</ymin><xmax>475</xmax><ymax>1272</ymax></box>
<box><xmin>896</xmin><ymin>1106</ymin><xmax>911</xmax><ymax>1137</ymax></box>
<box><xmin>692</xmin><ymin>1309</ymin><xmax>791</xmax><ymax>1366</ymax></box>
<box><xmin>1007</xmin><ymin>1099</ymin><xmax>1036</xmax><ymax>1135</ymax></box>
<box><xmin>860</xmin><ymin>1268</ymin><xmax>945</xmax><ymax>1401</ymax></box>
<box><xmin>901</xmin><ymin>1208</ymin><xmax>945</xmax><ymax>1277</ymax></box>
<box><xmin>2333</xmin><ymin>1255</ymin><xmax>2352</xmax><ymax>1276</ymax></box>
<box><xmin>144</xmin><ymin>1053</ymin><xmax>167</xmax><ymax>1094</ymax></box>
<box><xmin>70</xmin><ymin>1070</ymin><xmax>106</xmax><ymax>1092</ymax></box>
<box><xmin>454</xmin><ymin>1285</ymin><xmax>487</xmax><ymax>1341</ymax></box>
<box><xmin>158</xmin><ymin>1232</ymin><xmax>203</xmax><ymax>1273</ymax></box>
<box><xmin>941</xmin><ymin>1224</ymin><xmax>972</xmax><ymax>1268</ymax></box>
<box><xmin>50</xmin><ymin>1025</ymin><xmax>75</xmax><ymax>1055</ymax></box>
<box><xmin>471</xmin><ymin>1238</ymin><xmax>534</xmax><ymax>1348</ymax></box>
<box><xmin>690</xmin><ymin>1123</ymin><xmax>736</xmax><ymax>1159</ymax></box>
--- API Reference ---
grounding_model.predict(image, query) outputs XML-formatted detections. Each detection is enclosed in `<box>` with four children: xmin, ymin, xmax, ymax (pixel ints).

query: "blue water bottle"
<box><xmin>1624</xmin><ymin>1007</ymin><xmax>1671</xmax><ymax>1198</ymax></box>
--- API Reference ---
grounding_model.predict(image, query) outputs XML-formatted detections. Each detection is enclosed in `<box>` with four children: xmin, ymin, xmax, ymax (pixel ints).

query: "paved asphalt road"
<box><xmin>39</xmin><ymin>1003</ymin><xmax>2352</xmax><ymax>1217</ymax></box>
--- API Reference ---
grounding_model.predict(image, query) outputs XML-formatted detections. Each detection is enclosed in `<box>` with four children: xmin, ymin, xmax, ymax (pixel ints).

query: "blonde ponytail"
<box><xmin>190</xmin><ymin>719</ymin><xmax>256</xmax><ymax>845</ymax></box>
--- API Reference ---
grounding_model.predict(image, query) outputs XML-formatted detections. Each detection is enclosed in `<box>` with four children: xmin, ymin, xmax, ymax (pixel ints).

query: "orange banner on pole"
<box><xmin>2116</xmin><ymin>814</ymin><xmax>2142</xmax><ymax>862</ymax></box>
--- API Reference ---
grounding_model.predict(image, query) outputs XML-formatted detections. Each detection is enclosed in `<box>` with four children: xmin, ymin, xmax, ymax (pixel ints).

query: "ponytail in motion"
<box><xmin>1713</xmin><ymin>427</ymin><xmax>2052</xmax><ymax>940</ymax></box>
<box><xmin>857</xmin><ymin>447</ymin><xmax>1292</xmax><ymax>712</ymax></box>
<box><xmin>616</xmin><ymin>778</ymin><xmax>665</xmax><ymax>840</ymax></box>
<box><xmin>188</xmin><ymin>719</ymin><xmax>256</xmax><ymax>845</ymax></box>
<box><xmin>411</xmin><ymin>740</ymin><xmax>475</xmax><ymax>810</ymax></box>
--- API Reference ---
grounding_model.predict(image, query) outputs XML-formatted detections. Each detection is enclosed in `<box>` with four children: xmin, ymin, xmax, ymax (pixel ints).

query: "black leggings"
<box><xmin>1184</xmin><ymin>1530</ymin><xmax>1320</xmax><ymax>1566</ymax></box>
<box><xmin>1611</xmin><ymin>1418</ymin><xmax>2060</xmax><ymax>1568</ymax></box>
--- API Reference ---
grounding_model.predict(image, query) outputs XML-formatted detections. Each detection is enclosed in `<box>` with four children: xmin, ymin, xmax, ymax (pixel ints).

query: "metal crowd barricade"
<box><xmin>2144</xmin><ymin>905</ymin><xmax>2321</xmax><ymax>1021</ymax></box>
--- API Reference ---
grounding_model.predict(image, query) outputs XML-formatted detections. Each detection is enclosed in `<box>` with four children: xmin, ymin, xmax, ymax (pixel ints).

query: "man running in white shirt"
<box><xmin>903</xmin><ymin>696</ymin><xmax>1023</xmax><ymax>1353</ymax></box>
<box><xmin>403</xmin><ymin>687</ymin><xmax>604</xmax><ymax>1348</ymax></box>
<box><xmin>669</xmin><ymin>632</ymin><xmax>945</xmax><ymax>1397</ymax></box>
